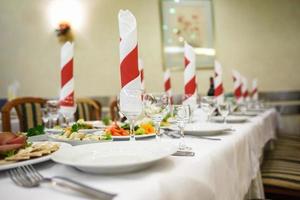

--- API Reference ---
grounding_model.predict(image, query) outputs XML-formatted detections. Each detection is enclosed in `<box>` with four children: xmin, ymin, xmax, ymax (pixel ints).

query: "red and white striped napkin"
<box><xmin>232</xmin><ymin>70</ymin><xmax>243</xmax><ymax>103</ymax></box>
<box><xmin>241</xmin><ymin>76</ymin><xmax>250</xmax><ymax>101</ymax></box>
<box><xmin>164</xmin><ymin>68</ymin><xmax>173</xmax><ymax>104</ymax></box>
<box><xmin>59</xmin><ymin>42</ymin><xmax>76</xmax><ymax>114</ymax></box>
<box><xmin>118</xmin><ymin>10</ymin><xmax>142</xmax><ymax>111</ymax></box>
<box><xmin>214</xmin><ymin>60</ymin><xmax>224</xmax><ymax>103</ymax></box>
<box><xmin>183</xmin><ymin>42</ymin><xmax>197</xmax><ymax>106</ymax></box>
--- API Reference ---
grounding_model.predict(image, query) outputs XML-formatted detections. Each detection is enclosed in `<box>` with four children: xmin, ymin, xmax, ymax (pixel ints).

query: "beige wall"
<box><xmin>0</xmin><ymin>0</ymin><xmax>300</xmax><ymax>98</ymax></box>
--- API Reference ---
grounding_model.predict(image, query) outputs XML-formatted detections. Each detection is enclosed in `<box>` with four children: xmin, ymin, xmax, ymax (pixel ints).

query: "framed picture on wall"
<box><xmin>160</xmin><ymin>0</ymin><xmax>215</xmax><ymax>70</ymax></box>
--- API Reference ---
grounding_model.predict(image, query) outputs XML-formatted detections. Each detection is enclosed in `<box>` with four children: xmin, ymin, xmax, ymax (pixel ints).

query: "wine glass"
<box><xmin>60</xmin><ymin>105</ymin><xmax>77</xmax><ymax>127</ymax></box>
<box><xmin>143</xmin><ymin>93</ymin><xmax>169</xmax><ymax>140</ymax></box>
<box><xmin>182</xmin><ymin>94</ymin><xmax>198</xmax><ymax>123</ymax></box>
<box><xmin>172</xmin><ymin>105</ymin><xmax>191</xmax><ymax>150</ymax></box>
<box><xmin>200</xmin><ymin>96</ymin><xmax>217</xmax><ymax>122</ymax></box>
<box><xmin>119</xmin><ymin>89</ymin><xmax>143</xmax><ymax>141</ymax></box>
<box><xmin>46</xmin><ymin>100</ymin><xmax>60</xmax><ymax>128</ymax></box>
<box><xmin>41</xmin><ymin>108</ymin><xmax>50</xmax><ymax>128</ymax></box>
<box><xmin>227</xmin><ymin>97</ymin><xmax>237</xmax><ymax>114</ymax></box>
<box><xmin>218</xmin><ymin>102</ymin><xmax>230</xmax><ymax>123</ymax></box>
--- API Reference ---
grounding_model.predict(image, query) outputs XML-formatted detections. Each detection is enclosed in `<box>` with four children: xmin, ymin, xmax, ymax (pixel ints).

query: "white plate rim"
<box><xmin>51</xmin><ymin>141</ymin><xmax>177</xmax><ymax>169</ymax></box>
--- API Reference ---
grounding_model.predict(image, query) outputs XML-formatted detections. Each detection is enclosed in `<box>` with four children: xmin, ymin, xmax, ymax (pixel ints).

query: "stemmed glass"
<box><xmin>200</xmin><ymin>96</ymin><xmax>217</xmax><ymax>122</ymax></box>
<box><xmin>172</xmin><ymin>105</ymin><xmax>191</xmax><ymax>150</ymax></box>
<box><xmin>46</xmin><ymin>100</ymin><xmax>60</xmax><ymax>128</ymax></box>
<box><xmin>41</xmin><ymin>108</ymin><xmax>50</xmax><ymax>128</ymax></box>
<box><xmin>60</xmin><ymin>106</ymin><xmax>77</xmax><ymax>127</ymax></box>
<box><xmin>227</xmin><ymin>97</ymin><xmax>237</xmax><ymax>115</ymax></box>
<box><xmin>218</xmin><ymin>102</ymin><xmax>230</xmax><ymax>124</ymax></box>
<box><xmin>143</xmin><ymin>93</ymin><xmax>169</xmax><ymax>140</ymax></box>
<box><xmin>182</xmin><ymin>94</ymin><xmax>198</xmax><ymax>123</ymax></box>
<box><xmin>119</xmin><ymin>89</ymin><xmax>143</xmax><ymax>141</ymax></box>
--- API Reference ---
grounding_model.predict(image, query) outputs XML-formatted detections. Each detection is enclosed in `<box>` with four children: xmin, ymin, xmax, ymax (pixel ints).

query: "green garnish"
<box><xmin>102</xmin><ymin>116</ymin><xmax>111</xmax><ymax>126</ymax></box>
<box><xmin>27</xmin><ymin>125</ymin><xmax>44</xmax><ymax>137</ymax></box>
<box><xmin>121</xmin><ymin>123</ymin><xmax>130</xmax><ymax>130</ymax></box>
<box><xmin>71</xmin><ymin>123</ymin><xmax>79</xmax><ymax>133</ymax></box>
<box><xmin>2</xmin><ymin>150</ymin><xmax>17</xmax><ymax>158</ymax></box>
<box><xmin>162</xmin><ymin>113</ymin><xmax>171</xmax><ymax>122</ymax></box>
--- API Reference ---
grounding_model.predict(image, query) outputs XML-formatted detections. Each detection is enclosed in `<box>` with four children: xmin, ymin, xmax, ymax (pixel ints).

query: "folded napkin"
<box><xmin>214</xmin><ymin>60</ymin><xmax>224</xmax><ymax>104</ymax></box>
<box><xmin>232</xmin><ymin>70</ymin><xmax>243</xmax><ymax>103</ymax></box>
<box><xmin>59</xmin><ymin>42</ymin><xmax>76</xmax><ymax>114</ymax></box>
<box><xmin>183</xmin><ymin>42</ymin><xmax>197</xmax><ymax>107</ymax></box>
<box><xmin>118</xmin><ymin>10</ymin><xmax>142</xmax><ymax>112</ymax></box>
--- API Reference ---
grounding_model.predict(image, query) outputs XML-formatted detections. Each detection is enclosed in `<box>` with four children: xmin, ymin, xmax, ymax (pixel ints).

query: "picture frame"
<box><xmin>160</xmin><ymin>0</ymin><xmax>215</xmax><ymax>71</ymax></box>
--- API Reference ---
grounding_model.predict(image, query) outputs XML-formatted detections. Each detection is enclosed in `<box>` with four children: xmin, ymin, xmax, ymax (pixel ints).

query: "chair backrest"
<box><xmin>1</xmin><ymin>97</ymin><xmax>47</xmax><ymax>132</ymax></box>
<box><xmin>109</xmin><ymin>99</ymin><xmax>119</xmax><ymax>121</ymax></box>
<box><xmin>75</xmin><ymin>98</ymin><xmax>101</xmax><ymax>121</ymax></box>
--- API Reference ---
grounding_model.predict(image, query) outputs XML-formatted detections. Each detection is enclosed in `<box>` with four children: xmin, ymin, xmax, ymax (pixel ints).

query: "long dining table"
<box><xmin>0</xmin><ymin>109</ymin><xmax>278</xmax><ymax>200</ymax></box>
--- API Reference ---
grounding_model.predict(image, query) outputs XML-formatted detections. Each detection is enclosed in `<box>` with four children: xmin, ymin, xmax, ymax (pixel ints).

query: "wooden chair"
<box><xmin>1</xmin><ymin>97</ymin><xmax>47</xmax><ymax>132</ymax></box>
<box><xmin>262</xmin><ymin>134</ymin><xmax>300</xmax><ymax>199</ymax></box>
<box><xmin>75</xmin><ymin>98</ymin><xmax>101</xmax><ymax>121</ymax></box>
<box><xmin>109</xmin><ymin>99</ymin><xmax>119</xmax><ymax>121</ymax></box>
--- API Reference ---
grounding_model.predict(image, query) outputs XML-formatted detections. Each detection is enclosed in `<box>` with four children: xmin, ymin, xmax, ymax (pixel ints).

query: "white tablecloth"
<box><xmin>0</xmin><ymin>109</ymin><xmax>278</xmax><ymax>200</ymax></box>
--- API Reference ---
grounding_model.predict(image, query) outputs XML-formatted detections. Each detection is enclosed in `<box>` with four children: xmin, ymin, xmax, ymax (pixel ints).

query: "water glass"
<box><xmin>218</xmin><ymin>102</ymin><xmax>230</xmax><ymax>123</ymax></box>
<box><xmin>172</xmin><ymin>105</ymin><xmax>191</xmax><ymax>150</ymax></box>
<box><xmin>143</xmin><ymin>93</ymin><xmax>169</xmax><ymax>140</ymax></box>
<box><xmin>41</xmin><ymin>108</ymin><xmax>50</xmax><ymax>128</ymax></box>
<box><xmin>200</xmin><ymin>96</ymin><xmax>217</xmax><ymax>122</ymax></box>
<box><xmin>119</xmin><ymin>89</ymin><xmax>143</xmax><ymax>141</ymax></box>
<box><xmin>182</xmin><ymin>94</ymin><xmax>198</xmax><ymax>123</ymax></box>
<box><xmin>46</xmin><ymin>100</ymin><xmax>60</xmax><ymax>128</ymax></box>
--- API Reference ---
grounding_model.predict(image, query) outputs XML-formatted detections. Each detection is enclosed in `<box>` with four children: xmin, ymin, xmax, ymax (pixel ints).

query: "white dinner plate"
<box><xmin>51</xmin><ymin>140</ymin><xmax>177</xmax><ymax>174</ymax></box>
<box><xmin>47</xmin><ymin>134</ymin><xmax>112</xmax><ymax>146</ymax></box>
<box><xmin>0</xmin><ymin>142</ymin><xmax>71</xmax><ymax>171</ymax></box>
<box><xmin>211</xmin><ymin>116</ymin><xmax>248</xmax><ymax>123</ymax></box>
<box><xmin>112</xmin><ymin>133</ymin><xmax>157</xmax><ymax>140</ymax></box>
<box><xmin>184</xmin><ymin>123</ymin><xmax>231</xmax><ymax>136</ymax></box>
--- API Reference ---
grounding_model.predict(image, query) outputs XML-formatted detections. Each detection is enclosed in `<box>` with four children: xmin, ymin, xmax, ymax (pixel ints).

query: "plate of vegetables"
<box><xmin>105</xmin><ymin>121</ymin><xmax>157</xmax><ymax>140</ymax></box>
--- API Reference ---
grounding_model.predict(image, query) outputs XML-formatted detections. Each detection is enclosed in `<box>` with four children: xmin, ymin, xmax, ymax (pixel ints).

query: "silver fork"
<box><xmin>8</xmin><ymin>165</ymin><xmax>116</xmax><ymax>200</ymax></box>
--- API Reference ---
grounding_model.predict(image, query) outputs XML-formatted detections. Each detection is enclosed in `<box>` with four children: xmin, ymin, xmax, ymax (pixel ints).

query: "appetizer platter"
<box><xmin>0</xmin><ymin>132</ymin><xmax>70</xmax><ymax>171</ymax></box>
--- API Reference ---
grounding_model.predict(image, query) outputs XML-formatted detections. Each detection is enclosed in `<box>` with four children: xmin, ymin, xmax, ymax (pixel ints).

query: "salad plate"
<box><xmin>51</xmin><ymin>140</ymin><xmax>177</xmax><ymax>174</ymax></box>
<box><xmin>0</xmin><ymin>142</ymin><xmax>71</xmax><ymax>171</ymax></box>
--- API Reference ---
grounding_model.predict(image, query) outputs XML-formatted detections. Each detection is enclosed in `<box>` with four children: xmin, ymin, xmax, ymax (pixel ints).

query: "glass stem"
<box><xmin>155</xmin><ymin>121</ymin><xmax>160</xmax><ymax>140</ymax></box>
<box><xmin>130</xmin><ymin>119</ymin><xmax>135</xmax><ymax>141</ymax></box>
<box><xmin>65</xmin><ymin>116</ymin><xmax>70</xmax><ymax>127</ymax></box>
<box><xmin>179</xmin><ymin>126</ymin><xmax>186</xmax><ymax>150</ymax></box>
